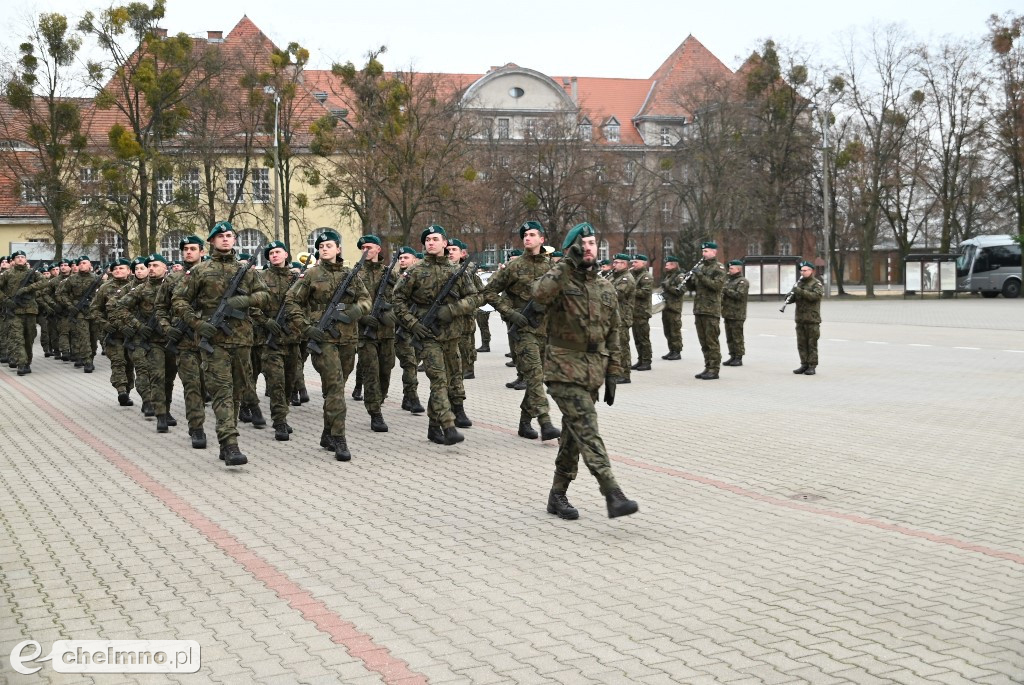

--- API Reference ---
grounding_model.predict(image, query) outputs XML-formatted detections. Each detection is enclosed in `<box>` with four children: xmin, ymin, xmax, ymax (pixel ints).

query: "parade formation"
<box><xmin>0</xmin><ymin>220</ymin><xmax>825</xmax><ymax>520</ymax></box>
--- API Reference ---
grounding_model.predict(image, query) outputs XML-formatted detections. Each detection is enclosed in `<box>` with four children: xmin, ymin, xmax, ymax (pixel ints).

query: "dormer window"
<box><xmin>578</xmin><ymin>117</ymin><xmax>592</xmax><ymax>141</ymax></box>
<box><xmin>604</xmin><ymin>118</ymin><xmax>620</xmax><ymax>143</ymax></box>
<box><xmin>660</xmin><ymin>126</ymin><xmax>671</xmax><ymax>146</ymax></box>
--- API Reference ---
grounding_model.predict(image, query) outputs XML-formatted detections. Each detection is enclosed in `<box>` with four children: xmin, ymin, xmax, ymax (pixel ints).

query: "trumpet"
<box><xmin>779</xmin><ymin>285</ymin><xmax>798</xmax><ymax>312</ymax></box>
<box><xmin>297</xmin><ymin>252</ymin><xmax>315</xmax><ymax>266</ymax></box>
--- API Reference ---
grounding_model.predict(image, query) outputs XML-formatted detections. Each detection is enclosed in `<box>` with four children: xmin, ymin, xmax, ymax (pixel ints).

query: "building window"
<box><xmin>605</xmin><ymin>123</ymin><xmax>620</xmax><ymax>143</ymax></box>
<box><xmin>624</xmin><ymin>160</ymin><xmax>637</xmax><ymax>184</ymax></box>
<box><xmin>660</xmin><ymin>127</ymin><xmax>671</xmax><ymax>146</ymax></box>
<box><xmin>21</xmin><ymin>180</ymin><xmax>42</xmax><ymax>204</ymax></box>
<box><xmin>98</xmin><ymin>231</ymin><xmax>125</xmax><ymax>261</ymax></box>
<box><xmin>252</xmin><ymin>168</ymin><xmax>270</xmax><ymax>204</ymax></box>
<box><xmin>155</xmin><ymin>174</ymin><xmax>174</xmax><ymax>204</ymax></box>
<box><xmin>80</xmin><ymin>168</ymin><xmax>100</xmax><ymax>203</ymax></box>
<box><xmin>483</xmin><ymin>243</ymin><xmax>497</xmax><ymax>266</ymax></box>
<box><xmin>598</xmin><ymin>240</ymin><xmax>610</xmax><ymax>261</ymax></box>
<box><xmin>509</xmin><ymin>86</ymin><xmax>525</xmax><ymax>99</ymax></box>
<box><xmin>661</xmin><ymin>200</ymin><xmax>673</xmax><ymax>224</ymax></box>
<box><xmin>663</xmin><ymin>237</ymin><xmax>674</xmax><ymax>255</ymax></box>
<box><xmin>160</xmin><ymin>231</ymin><xmax>186</xmax><ymax>262</ymax></box>
<box><xmin>524</xmin><ymin>118</ymin><xmax>537</xmax><ymax>138</ymax></box>
<box><xmin>226</xmin><ymin>168</ymin><xmax>244</xmax><ymax>203</ymax></box>
<box><xmin>497</xmin><ymin>118</ymin><xmax>510</xmax><ymax>140</ymax></box>
<box><xmin>579</xmin><ymin>120</ymin><xmax>592</xmax><ymax>141</ymax></box>
<box><xmin>626</xmin><ymin>239</ymin><xmax>637</xmax><ymax>258</ymax></box>
<box><xmin>236</xmin><ymin>228</ymin><xmax>266</xmax><ymax>263</ymax></box>
<box><xmin>181</xmin><ymin>168</ymin><xmax>200</xmax><ymax>200</ymax></box>
<box><xmin>747</xmin><ymin>241</ymin><xmax>762</xmax><ymax>256</ymax></box>
<box><xmin>501</xmin><ymin>242</ymin><xmax>513</xmax><ymax>263</ymax></box>
<box><xmin>779</xmin><ymin>239</ymin><xmax>792</xmax><ymax>256</ymax></box>
<box><xmin>307</xmin><ymin>230</ymin><xmax>319</xmax><ymax>257</ymax></box>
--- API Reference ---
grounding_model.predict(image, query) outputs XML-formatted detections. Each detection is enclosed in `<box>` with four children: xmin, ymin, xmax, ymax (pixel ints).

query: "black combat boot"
<box><xmin>453</xmin><ymin>404</ymin><xmax>472</xmax><ymax>428</ymax></box>
<box><xmin>61</xmin><ymin>352</ymin><xmax>71</xmax><ymax>362</ymax></box>
<box><xmin>615</xmin><ymin>376</ymin><xmax>631</xmax><ymax>384</ymax></box>
<box><xmin>699</xmin><ymin>370</ymin><xmax>719</xmax><ymax>380</ymax></box>
<box><xmin>803</xmin><ymin>366</ymin><xmax>816</xmax><ymax>375</ymax></box>
<box><xmin>0</xmin><ymin>356</ymin><xmax>7</xmax><ymax>364</ymax></box>
<box><xmin>505</xmin><ymin>359</ymin><xmax>516</xmax><ymax>367</ymax></box>
<box><xmin>351</xmin><ymin>385</ymin><xmax>363</xmax><ymax>401</ymax></box>
<box><xmin>427</xmin><ymin>422</ymin><xmax>446</xmax><ymax>444</ymax></box>
<box><xmin>190</xmin><ymin>429</ymin><xmax>207</xmax><ymax>449</ymax></box>
<box><xmin>238</xmin><ymin>405</ymin><xmax>252</xmax><ymax>423</ymax></box>
<box><xmin>605</xmin><ymin>488</ymin><xmax>639</xmax><ymax>518</ymax></box>
<box><xmin>401</xmin><ymin>396</ymin><xmax>411</xmax><ymax>411</ymax></box>
<box><xmin>722</xmin><ymin>357</ymin><xmax>736</xmax><ymax>366</ymax></box>
<box><xmin>298</xmin><ymin>387</ymin><xmax>310</xmax><ymax>403</ymax></box>
<box><xmin>118</xmin><ymin>392</ymin><xmax>134</xmax><ymax>407</ymax></box>
<box><xmin>83</xmin><ymin>361</ymin><xmax>94</xmax><ymax>373</ymax></box>
<box><xmin>166</xmin><ymin>414</ymin><xmax>177</xmax><ymax>427</ymax></box>
<box><xmin>249</xmin><ymin>405</ymin><xmax>266</xmax><ymax>428</ymax></box>
<box><xmin>274</xmin><ymin>423</ymin><xmax>290</xmax><ymax>441</ymax></box>
<box><xmin>630</xmin><ymin>361</ymin><xmax>642</xmax><ymax>370</ymax></box>
<box><xmin>408</xmin><ymin>395</ymin><xmax>425</xmax><ymax>414</ymax></box>
<box><xmin>729</xmin><ymin>356</ymin><xmax>743</xmax><ymax>366</ymax></box>
<box><xmin>476</xmin><ymin>343</ymin><xmax>490</xmax><ymax>352</ymax></box>
<box><xmin>74</xmin><ymin>359</ymin><xmax>84</xmax><ymax>368</ymax></box>
<box><xmin>504</xmin><ymin>352</ymin><xmax>513</xmax><ymax>358</ymax></box>
<box><xmin>333</xmin><ymin>437</ymin><xmax>351</xmax><ymax>461</ymax></box>
<box><xmin>320</xmin><ymin>430</ymin><xmax>334</xmax><ymax>450</ymax></box>
<box><xmin>443</xmin><ymin>426</ymin><xmax>465</xmax><ymax>445</ymax></box>
<box><xmin>463</xmin><ymin>369</ymin><xmax>475</xmax><ymax>379</ymax></box>
<box><xmin>635</xmin><ymin>361</ymin><xmax>652</xmax><ymax>371</ymax></box>
<box><xmin>220</xmin><ymin>443</ymin><xmax>248</xmax><ymax>466</ymax></box>
<box><xmin>540</xmin><ymin>421</ymin><xmax>561</xmax><ymax>441</ymax></box>
<box><xmin>156</xmin><ymin>414</ymin><xmax>169</xmax><ymax>433</ymax></box>
<box><xmin>17</xmin><ymin>365</ymin><xmax>30</xmax><ymax>376</ymax></box>
<box><xmin>290</xmin><ymin>390</ymin><xmax>301</xmax><ymax>406</ymax></box>
<box><xmin>518</xmin><ymin>418</ymin><xmax>539</xmax><ymax>440</ymax></box>
<box><xmin>694</xmin><ymin>369</ymin><xmax>708</xmax><ymax>379</ymax></box>
<box><xmin>547</xmin><ymin>490</ymin><xmax>579</xmax><ymax>520</ymax></box>
<box><xmin>370</xmin><ymin>412</ymin><xmax>388</xmax><ymax>432</ymax></box>
<box><xmin>509</xmin><ymin>378</ymin><xmax>526</xmax><ymax>390</ymax></box>
<box><xmin>143</xmin><ymin>402</ymin><xmax>156</xmax><ymax>417</ymax></box>
<box><xmin>793</xmin><ymin>364</ymin><xmax>808</xmax><ymax>374</ymax></box>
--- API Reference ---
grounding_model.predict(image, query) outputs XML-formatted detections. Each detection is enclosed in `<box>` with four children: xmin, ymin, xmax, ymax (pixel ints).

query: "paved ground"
<box><xmin>1</xmin><ymin>297</ymin><xmax>1022</xmax><ymax>685</ymax></box>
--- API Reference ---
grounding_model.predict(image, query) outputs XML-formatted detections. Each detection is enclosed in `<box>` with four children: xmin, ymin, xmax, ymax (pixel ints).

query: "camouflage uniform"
<box><xmin>356</xmin><ymin>259</ymin><xmax>397</xmax><ymax>419</ymax></box>
<box><xmin>51</xmin><ymin>271</ymin><xmax>72</xmax><ymax>359</ymax></box>
<box><xmin>688</xmin><ymin>259</ymin><xmax>726</xmax><ymax>373</ymax></box>
<box><xmin>722</xmin><ymin>271</ymin><xmax>750</xmax><ymax>359</ymax></box>
<box><xmin>58</xmin><ymin>271</ymin><xmax>102</xmax><ymax>368</ymax></box>
<box><xmin>459</xmin><ymin>266</ymin><xmax>484</xmax><ymax>375</ymax></box>
<box><xmin>393</xmin><ymin>264</ymin><xmax>420</xmax><ymax>405</ymax></box>
<box><xmin>392</xmin><ymin>253</ymin><xmax>478</xmax><ymax>431</ymax></box>
<box><xmin>533</xmin><ymin>259</ymin><xmax>623</xmax><ymax>495</ymax></box>
<box><xmin>284</xmin><ymin>258</ymin><xmax>370</xmax><ymax>443</ymax></box>
<box><xmin>257</xmin><ymin>264</ymin><xmax>299</xmax><ymax>430</ymax></box>
<box><xmin>611</xmin><ymin>269</ymin><xmax>635</xmax><ymax>380</ymax></box>
<box><xmin>475</xmin><ymin>309</ymin><xmax>491</xmax><ymax>349</ymax></box>
<box><xmin>172</xmin><ymin>251</ymin><xmax>270</xmax><ymax>450</ymax></box>
<box><xmin>158</xmin><ymin>267</ymin><xmax>206</xmax><ymax>434</ymax></box>
<box><xmin>793</xmin><ymin>276</ymin><xmax>824</xmax><ymax>367</ymax></box>
<box><xmin>90</xmin><ymin>276</ymin><xmax>136</xmax><ymax>395</ymax></box>
<box><xmin>629</xmin><ymin>266</ymin><xmax>654</xmax><ymax>366</ymax></box>
<box><xmin>0</xmin><ymin>264</ymin><xmax>48</xmax><ymax>368</ymax></box>
<box><xmin>36</xmin><ymin>274</ymin><xmax>51</xmax><ymax>356</ymax></box>
<box><xmin>112</xmin><ymin>276</ymin><xmax>176</xmax><ymax>417</ymax></box>
<box><xmin>660</xmin><ymin>270</ymin><xmax>685</xmax><ymax>355</ymax></box>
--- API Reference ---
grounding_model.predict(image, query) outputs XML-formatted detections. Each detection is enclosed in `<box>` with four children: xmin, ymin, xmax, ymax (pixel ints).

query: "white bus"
<box><xmin>956</xmin><ymin>235</ymin><xmax>1022</xmax><ymax>299</ymax></box>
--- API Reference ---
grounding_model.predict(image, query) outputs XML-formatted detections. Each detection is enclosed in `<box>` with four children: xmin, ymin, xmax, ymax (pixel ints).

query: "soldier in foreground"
<box><xmin>722</xmin><ymin>259</ymin><xmax>750</xmax><ymax>367</ymax></box>
<box><xmin>91</xmin><ymin>258</ymin><xmax>136</xmax><ymax>406</ymax></box>
<box><xmin>687</xmin><ymin>241</ymin><xmax>726</xmax><ymax>380</ymax></box>
<box><xmin>257</xmin><ymin>240</ymin><xmax>298</xmax><ymax>441</ymax></box>
<box><xmin>393</xmin><ymin>247</ymin><xmax>425</xmax><ymax>414</ymax></box>
<box><xmin>354</xmin><ymin>234</ymin><xmax>398</xmax><ymax>434</ymax></box>
<box><xmin>0</xmin><ymin>250</ymin><xmax>48</xmax><ymax>375</ymax></box>
<box><xmin>792</xmin><ymin>261</ymin><xmax>824</xmax><ymax>375</ymax></box>
<box><xmin>533</xmin><ymin>222</ymin><xmax>638</xmax><ymax>520</ymax></box>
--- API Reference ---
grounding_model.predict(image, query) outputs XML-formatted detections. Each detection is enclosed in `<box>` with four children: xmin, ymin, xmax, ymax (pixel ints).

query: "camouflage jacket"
<box><xmin>452</xmin><ymin>259</ymin><xmax>478</xmax><ymax>337</ymax></box>
<box><xmin>157</xmin><ymin>267</ymin><xmax>198</xmax><ymax>350</ymax></box>
<box><xmin>90</xmin><ymin>277</ymin><xmax>134</xmax><ymax>334</ymax></box>
<box><xmin>258</xmin><ymin>265</ymin><xmax>301</xmax><ymax>345</ymax></box>
<box><xmin>688</xmin><ymin>259</ymin><xmax>726</xmax><ymax>317</ymax></box>
<box><xmin>481</xmin><ymin>251</ymin><xmax>550</xmax><ymax>334</ymax></box>
<box><xmin>112</xmin><ymin>277</ymin><xmax>168</xmax><ymax>343</ymax></box>
<box><xmin>171</xmin><ymin>250</ymin><xmax>270</xmax><ymax>348</ymax></box>
<box><xmin>284</xmin><ymin>258</ymin><xmax>371</xmax><ymax>345</ymax></box>
<box><xmin>659</xmin><ymin>270</ymin><xmax>686</xmax><ymax>313</ymax></box>
<box><xmin>611</xmin><ymin>269</ymin><xmax>636</xmax><ymax>327</ymax></box>
<box><xmin>630</xmin><ymin>267</ymin><xmax>654</xmax><ymax>319</ymax></box>
<box><xmin>0</xmin><ymin>264</ymin><xmax>48</xmax><ymax>315</ymax></box>
<box><xmin>533</xmin><ymin>260</ymin><xmax>623</xmax><ymax>390</ymax></box>
<box><xmin>793</xmin><ymin>276</ymin><xmax>824</xmax><ymax>324</ymax></box>
<box><xmin>722</xmin><ymin>273</ymin><xmax>750</xmax><ymax>321</ymax></box>
<box><xmin>392</xmin><ymin>253</ymin><xmax>478</xmax><ymax>343</ymax></box>
<box><xmin>57</xmin><ymin>271</ymin><xmax>103</xmax><ymax>320</ymax></box>
<box><xmin>355</xmin><ymin>259</ymin><xmax>397</xmax><ymax>341</ymax></box>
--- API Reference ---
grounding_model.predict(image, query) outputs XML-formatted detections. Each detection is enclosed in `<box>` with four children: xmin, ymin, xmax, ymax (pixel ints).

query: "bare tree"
<box><xmin>987</xmin><ymin>12</ymin><xmax>1024</xmax><ymax>236</ymax></box>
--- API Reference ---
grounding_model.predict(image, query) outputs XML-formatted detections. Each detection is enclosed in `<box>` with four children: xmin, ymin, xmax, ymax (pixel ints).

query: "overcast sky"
<box><xmin>1</xmin><ymin>0</ymin><xmax>1014</xmax><ymax>78</ymax></box>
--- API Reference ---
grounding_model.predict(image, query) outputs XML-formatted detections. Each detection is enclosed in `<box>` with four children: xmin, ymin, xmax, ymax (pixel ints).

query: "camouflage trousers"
<box><xmin>129</xmin><ymin>344</ymin><xmax>153</xmax><ymax>405</ymax></box>
<box><xmin>261</xmin><ymin>343</ymin><xmax>296</xmax><ymax>426</ymax></box>
<box><xmin>46</xmin><ymin>316</ymin><xmax>59</xmax><ymax>356</ymax></box>
<box><xmin>176</xmin><ymin>348</ymin><xmax>206</xmax><ymax>431</ymax></box>
<box><xmin>395</xmin><ymin>335</ymin><xmax>419</xmax><ymax>400</ymax></box>
<box><xmin>796</xmin><ymin>323</ymin><xmax>820</xmax><ymax>366</ymax></box>
<box><xmin>460</xmin><ymin>325</ymin><xmax>477</xmax><ymax>374</ymax></box>
<box><xmin>7</xmin><ymin>314</ymin><xmax>37</xmax><ymax>366</ymax></box>
<box><xmin>70</xmin><ymin>316</ymin><xmax>95</xmax><ymax>363</ymax></box>
<box><xmin>200</xmin><ymin>345</ymin><xmax>253</xmax><ymax>447</ymax></box>
<box><xmin>310</xmin><ymin>341</ymin><xmax>356</xmax><ymax>438</ymax></box>
<box><xmin>513</xmin><ymin>330</ymin><xmax>551</xmax><ymax>421</ymax></box>
<box><xmin>294</xmin><ymin>347</ymin><xmax>309</xmax><ymax>395</ymax></box>
<box><xmin>57</xmin><ymin>316</ymin><xmax>71</xmax><ymax>357</ymax></box>
<box><xmin>547</xmin><ymin>382</ymin><xmax>620</xmax><ymax>495</ymax></box>
<box><xmin>632</xmin><ymin>315</ymin><xmax>652</xmax><ymax>364</ymax></box>
<box><xmin>662</xmin><ymin>308</ymin><xmax>682</xmax><ymax>353</ymax></box>
<box><xmin>104</xmin><ymin>338</ymin><xmax>134</xmax><ymax>393</ymax></box>
<box><xmin>617</xmin><ymin>326</ymin><xmax>632</xmax><ymax>380</ymax></box>
<box><xmin>37</xmin><ymin>315</ymin><xmax>50</xmax><ymax>353</ymax></box>
<box><xmin>420</xmin><ymin>337</ymin><xmax>464</xmax><ymax>428</ymax></box>
<box><xmin>694</xmin><ymin>314</ymin><xmax>722</xmax><ymax>371</ymax></box>
<box><xmin>476</xmin><ymin>310</ymin><xmax>490</xmax><ymax>345</ymax></box>
<box><xmin>145</xmin><ymin>345</ymin><xmax>177</xmax><ymax>415</ymax></box>
<box><xmin>724</xmin><ymin>319</ymin><xmax>745</xmax><ymax>357</ymax></box>
<box><xmin>358</xmin><ymin>337</ymin><xmax>395</xmax><ymax>415</ymax></box>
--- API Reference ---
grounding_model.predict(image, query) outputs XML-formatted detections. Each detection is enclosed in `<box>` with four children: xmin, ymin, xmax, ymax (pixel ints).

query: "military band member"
<box><xmin>660</xmin><ymin>256</ymin><xmax>685</xmax><ymax>360</ymax></box>
<box><xmin>629</xmin><ymin>254</ymin><xmax>654</xmax><ymax>371</ymax></box>
<box><xmin>393</xmin><ymin>247</ymin><xmax>425</xmax><ymax>414</ymax></box>
<box><xmin>533</xmin><ymin>222</ymin><xmax>638</xmax><ymax>520</ymax></box>
<box><xmin>91</xmin><ymin>258</ymin><xmax>136</xmax><ymax>405</ymax></box>
<box><xmin>609</xmin><ymin>254</ymin><xmax>635</xmax><ymax>384</ymax></box>
<box><xmin>687</xmin><ymin>241</ymin><xmax>726</xmax><ymax>380</ymax></box>
<box><xmin>354</xmin><ymin>234</ymin><xmax>398</xmax><ymax>433</ymax></box>
<box><xmin>722</xmin><ymin>259</ymin><xmax>750</xmax><ymax>367</ymax></box>
<box><xmin>792</xmin><ymin>261</ymin><xmax>824</xmax><ymax>375</ymax></box>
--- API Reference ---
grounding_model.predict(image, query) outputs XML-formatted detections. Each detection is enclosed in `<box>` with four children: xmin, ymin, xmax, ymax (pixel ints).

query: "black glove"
<box><xmin>603</xmin><ymin>375</ymin><xmax>616</xmax><ymax>406</ymax></box>
<box><xmin>225</xmin><ymin>295</ymin><xmax>250</xmax><ymax>310</ymax></box>
<box><xmin>565</xmin><ymin>242</ymin><xmax>585</xmax><ymax>269</ymax></box>
<box><xmin>380</xmin><ymin>310</ymin><xmax>397</xmax><ymax>327</ymax></box>
<box><xmin>13</xmin><ymin>294</ymin><xmax>31</xmax><ymax>308</ymax></box>
<box><xmin>196</xmin><ymin>321</ymin><xmax>218</xmax><ymax>340</ymax></box>
<box><xmin>264</xmin><ymin>319</ymin><xmax>284</xmax><ymax>337</ymax></box>
<box><xmin>411</xmin><ymin>322</ymin><xmax>433</xmax><ymax>339</ymax></box>
<box><xmin>506</xmin><ymin>310</ymin><xmax>530</xmax><ymax>329</ymax></box>
<box><xmin>122</xmin><ymin>326</ymin><xmax>137</xmax><ymax>339</ymax></box>
<box><xmin>137</xmin><ymin>325</ymin><xmax>155</xmax><ymax>342</ymax></box>
<box><xmin>304</xmin><ymin>325</ymin><xmax>326</xmax><ymax>343</ymax></box>
<box><xmin>359</xmin><ymin>314</ymin><xmax>380</xmax><ymax>329</ymax></box>
<box><xmin>165</xmin><ymin>326</ymin><xmax>184</xmax><ymax>343</ymax></box>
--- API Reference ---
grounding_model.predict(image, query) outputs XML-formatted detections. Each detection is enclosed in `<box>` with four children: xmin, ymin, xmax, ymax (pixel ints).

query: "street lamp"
<box><xmin>264</xmin><ymin>86</ymin><xmax>281</xmax><ymax>244</ymax></box>
<box><xmin>811</xmin><ymin>103</ymin><xmax>832</xmax><ymax>298</ymax></box>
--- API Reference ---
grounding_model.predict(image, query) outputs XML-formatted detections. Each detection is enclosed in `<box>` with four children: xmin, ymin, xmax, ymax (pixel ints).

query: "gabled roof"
<box><xmin>567</xmin><ymin>77</ymin><xmax>654</xmax><ymax>145</ymax></box>
<box><xmin>638</xmin><ymin>35</ymin><xmax>735</xmax><ymax>121</ymax></box>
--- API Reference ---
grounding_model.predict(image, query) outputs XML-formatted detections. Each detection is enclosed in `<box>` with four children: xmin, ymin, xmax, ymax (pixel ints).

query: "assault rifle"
<box><xmin>360</xmin><ymin>251</ymin><xmax>400</xmax><ymax>342</ymax></box>
<box><xmin>198</xmin><ymin>250</ymin><xmax>262</xmax><ymax>354</ymax></box>
<box><xmin>410</xmin><ymin>258</ymin><xmax>471</xmax><ymax>352</ymax></box>
<box><xmin>507</xmin><ymin>298</ymin><xmax>544</xmax><ymax>344</ymax></box>
<box><xmin>307</xmin><ymin>250</ymin><xmax>367</xmax><ymax>355</ymax></box>
<box><xmin>265</xmin><ymin>272</ymin><xmax>300</xmax><ymax>351</ymax></box>
<box><xmin>3</xmin><ymin>264</ymin><xmax>43</xmax><ymax>314</ymax></box>
<box><xmin>68</xmin><ymin>275</ymin><xmax>103</xmax><ymax>320</ymax></box>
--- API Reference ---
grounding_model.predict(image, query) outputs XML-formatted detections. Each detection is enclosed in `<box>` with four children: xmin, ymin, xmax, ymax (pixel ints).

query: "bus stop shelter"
<box><xmin>742</xmin><ymin>255</ymin><xmax>804</xmax><ymax>301</ymax></box>
<box><xmin>903</xmin><ymin>254</ymin><xmax>958</xmax><ymax>298</ymax></box>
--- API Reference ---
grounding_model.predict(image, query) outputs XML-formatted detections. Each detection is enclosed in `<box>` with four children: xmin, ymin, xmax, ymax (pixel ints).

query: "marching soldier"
<box><xmin>58</xmin><ymin>256</ymin><xmax>102</xmax><ymax>374</ymax></box>
<box><xmin>629</xmin><ymin>254</ymin><xmax>654</xmax><ymax>371</ymax></box>
<box><xmin>0</xmin><ymin>251</ymin><xmax>48</xmax><ymax>375</ymax></box>
<box><xmin>393</xmin><ymin>247</ymin><xmax>425</xmax><ymax>415</ymax></box>
<box><xmin>256</xmin><ymin>240</ymin><xmax>298</xmax><ymax>441</ymax></box>
<box><xmin>284</xmin><ymin>229</ymin><xmax>371</xmax><ymax>461</ymax></box>
<box><xmin>450</xmin><ymin>239</ymin><xmax>479</xmax><ymax>380</ymax></box>
<box><xmin>52</xmin><ymin>260</ymin><xmax>73</xmax><ymax>361</ymax></box>
<box><xmin>126</xmin><ymin>257</ymin><xmax>155</xmax><ymax>414</ymax></box>
<box><xmin>475</xmin><ymin>270</ymin><xmax>492</xmax><ymax>354</ymax></box>
<box><xmin>90</xmin><ymin>257</ymin><xmax>136</xmax><ymax>406</ymax></box>
<box><xmin>43</xmin><ymin>263</ymin><xmax>61</xmax><ymax>358</ymax></box>
<box><xmin>480</xmin><ymin>220</ymin><xmax>560</xmax><ymax>441</ymax></box>
<box><xmin>792</xmin><ymin>261</ymin><xmax>824</xmax><ymax>375</ymax></box>
<box><xmin>533</xmin><ymin>222</ymin><xmax>638</xmax><ymax>520</ymax></box>
<box><xmin>609</xmin><ymin>254</ymin><xmax>635</xmax><ymax>384</ymax></box>
<box><xmin>172</xmin><ymin>221</ymin><xmax>270</xmax><ymax>466</ymax></box>
<box><xmin>687</xmin><ymin>241</ymin><xmax>726</xmax><ymax>380</ymax></box>
<box><xmin>660</xmin><ymin>256</ymin><xmax>685</xmax><ymax>360</ymax></box>
<box><xmin>722</xmin><ymin>259</ymin><xmax>750</xmax><ymax>367</ymax></box>
<box><xmin>354</xmin><ymin>234</ymin><xmax>398</xmax><ymax>434</ymax></box>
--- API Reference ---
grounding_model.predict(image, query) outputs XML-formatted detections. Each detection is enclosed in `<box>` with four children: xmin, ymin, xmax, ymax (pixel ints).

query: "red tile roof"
<box><xmin>639</xmin><ymin>35</ymin><xmax>735</xmax><ymax>120</ymax></box>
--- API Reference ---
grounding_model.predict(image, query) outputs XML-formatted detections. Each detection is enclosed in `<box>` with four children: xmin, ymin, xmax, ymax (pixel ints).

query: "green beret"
<box><xmin>75</xmin><ymin>255</ymin><xmax>91</xmax><ymax>265</ymax></box>
<box><xmin>290</xmin><ymin>261</ymin><xmax>303</xmax><ymax>269</ymax></box>
<box><xmin>10</xmin><ymin>250</ymin><xmax>27</xmax><ymax>258</ymax></box>
<box><xmin>509</xmin><ymin>248</ymin><xmax>524</xmax><ymax>258</ymax></box>
<box><xmin>145</xmin><ymin>253</ymin><xmax>168</xmax><ymax>266</ymax></box>
<box><xmin>415</xmin><ymin>252</ymin><xmax>424</xmax><ymax>259</ymax></box>
<box><xmin>314</xmin><ymin>229</ymin><xmax>341</xmax><ymax>249</ymax></box>
<box><xmin>612</xmin><ymin>253</ymin><xmax>630</xmax><ymax>261</ymax></box>
<box><xmin>396</xmin><ymin>246</ymin><xmax>417</xmax><ymax>256</ymax></box>
<box><xmin>237</xmin><ymin>253</ymin><xmax>251</xmax><ymax>261</ymax></box>
<box><xmin>599</xmin><ymin>259</ymin><xmax>610</xmax><ymax>266</ymax></box>
<box><xmin>800</xmin><ymin>261</ymin><xmax>815</xmax><ymax>269</ymax></box>
<box><xmin>357</xmin><ymin>234</ymin><xmax>381</xmax><ymax>248</ymax></box>
<box><xmin>450</xmin><ymin>238</ymin><xmax>467</xmax><ymax>250</ymax></box>
<box><xmin>561</xmin><ymin>222</ymin><xmax>595</xmax><ymax>250</ymax></box>
<box><xmin>420</xmin><ymin>224</ymin><xmax>447</xmax><ymax>245</ymax></box>
<box><xmin>113</xmin><ymin>258</ymin><xmax>131</xmax><ymax>267</ymax></box>
<box><xmin>130</xmin><ymin>257</ymin><xmax>146</xmax><ymax>269</ymax></box>
<box><xmin>665</xmin><ymin>255</ymin><xmax>680</xmax><ymax>264</ymax></box>
<box><xmin>551</xmin><ymin>251</ymin><xmax>563</xmax><ymax>257</ymax></box>
<box><xmin>207</xmin><ymin>220</ymin><xmax>233</xmax><ymax>241</ymax></box>
<box><xmin>519</xmin><ymin>220</ymin><xmax>544</xmax><ymax>239</ymax></box>
<box><xmin>728</xmin><ymin>259</ymin><xmax>744</xmax><ymax>266</ymax></box>
<box><xmin>701</xmin><ymin>241</ymin><xmax>718</xmax><ymax>250</ymax></box>
<box><xmin>179</xmin><ymin>235</ymin><xmax>203</xmax><ymax>250</ymax></box>
<box><xmin>634</xmin><ymin>254</ymin><xmax>649</xmax><ymax>262</ymax></box>
<box><xmin>263</xmin><ymin>240</ymin><xmax>288</xmax><ymax>259</ymax></box>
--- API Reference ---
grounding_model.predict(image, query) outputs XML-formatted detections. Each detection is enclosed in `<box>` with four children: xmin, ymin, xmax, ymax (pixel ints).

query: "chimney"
<box><xmin>153</xmin><ymin>27</ymin><xmax>167</xmax><ymax>38</ymax></box>
<box><xmin>207</xmin><ymin>30</ymin><xmax>223</xmax><ymax>42</ymax></box>
<box><xmin>571</xmin><ymin>77</ymin><xmax>578</xmax><ymax>103</ymax></box>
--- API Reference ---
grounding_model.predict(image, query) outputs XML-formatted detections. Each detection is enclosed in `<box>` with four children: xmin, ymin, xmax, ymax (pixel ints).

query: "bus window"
<box><xmin>956</xmin><ymin>245</ymin><xmax>975</xmax><ymax>276</ymax></box>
